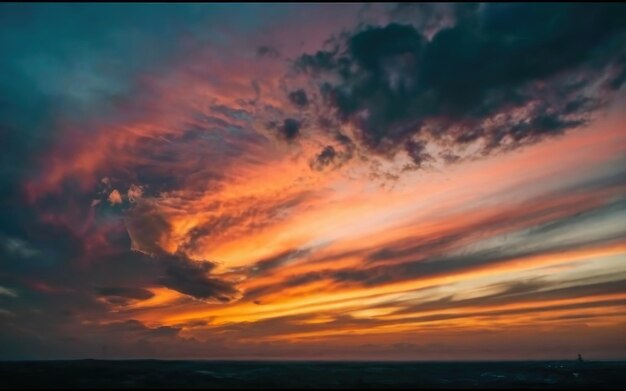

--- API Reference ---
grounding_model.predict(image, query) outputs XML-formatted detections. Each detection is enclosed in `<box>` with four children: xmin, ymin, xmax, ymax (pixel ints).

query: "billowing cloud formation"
<box><xmin>0</xmin><ymin>3</ymin><xmax>625</xmax><ymax>360</ymax></box>
<box><xmin>296</xmin><ymin>4</ymin><xmax>626</xmax><ymax>166</ymax></box>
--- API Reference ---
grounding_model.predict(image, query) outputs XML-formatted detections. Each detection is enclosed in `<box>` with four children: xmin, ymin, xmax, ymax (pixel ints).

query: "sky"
<box><xmin>0</xmin><ymin>3</ymin><xmax>625</xmax><ymax>361</ymax></box>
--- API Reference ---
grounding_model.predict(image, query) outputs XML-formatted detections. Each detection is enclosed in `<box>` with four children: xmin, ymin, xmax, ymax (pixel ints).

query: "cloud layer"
<box><xmin>0</xmin><ymin>3</ymin><xmax>625</xmax><ymax>360</ymax></box>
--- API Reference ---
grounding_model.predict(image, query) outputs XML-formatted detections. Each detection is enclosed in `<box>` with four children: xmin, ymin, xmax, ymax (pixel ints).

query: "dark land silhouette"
<box><xmin>1</xmin><ymin>359</ymin><xmax>625</xmax><ymax>389</ymax></box>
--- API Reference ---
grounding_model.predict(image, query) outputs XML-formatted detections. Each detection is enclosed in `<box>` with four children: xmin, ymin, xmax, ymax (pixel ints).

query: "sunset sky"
<box><xmin>1</xmin><ymin>3</ymin><xmax>625</xmax><ymax>360</ymax></box>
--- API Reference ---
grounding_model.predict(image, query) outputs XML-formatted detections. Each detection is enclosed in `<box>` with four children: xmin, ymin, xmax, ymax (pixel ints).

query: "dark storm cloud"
<box><xmin>296</xmin><ymin>3</ymin><xmax>626</xmax><ymax>163</ymax></box>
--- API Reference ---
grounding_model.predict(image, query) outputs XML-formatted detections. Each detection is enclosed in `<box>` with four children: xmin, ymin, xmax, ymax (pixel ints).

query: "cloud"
<box><xmin>125</xmin><ymin>200</ymin><xmax>172</xmax><ymax>255</ymax></box>
<box><xmin>103</xmin><ymin>319</ymin><xmax>181</xmax><ymax>339</ymax></box>
<box><xmin>157</xmin><ymin>254</ymin><xmax>240</xmax><ymax>303</ymax></box>
<box><xmin>309</xmin><ymin>146</ymin><xmax>338</xmax><ymax>171</ymax></box>
<box><xmin>242</xmin><ymin>183</ymin><xmax>626</xmax><ymax>299</ymax></box>
<box><xmin>97</xmin><ymin>287</ymin><xmax>154</xmax><ymax>302</ymax></box>
<box><xmin>393</xmin><ymin>278</ymin><xmax>626</xmax><ymax>317</ymax></box>
<box><xmin>296</xmin><ymin>4</ymin><xmax>626</xmax><ymax>166</ymax></box>
<box><xmin>309</xmin><ymin>131</ymin><xmax>356</xmax><ymax>171</ymax></box>
<box><xmin>246</xmin><ymin>248</ymin><xmax>311</xmax><ymax>277</ymax></box>
<box><xmin>0</xmin><ymin>4</ymin><xmax>624</xmax><ymax>361</ymax></box>
<box><xmin>288</xmin><ymin>89</ymin><xmax>309</xmax><ymax>108</ymax></box>
<box><xmin>325</xmin><ymin>199</ymin><xmax>626</xmax><ymax>288</ymax></box>
<box><xmin>276</xmin><ymin>118</ymin><xmax>301</xmax><ymax>141</ymax></box>
<box><xmin>257</xmin><ymin>45</ymin><xmax>280</xmax><ymax>59</ymax></box>
<box><xmin>403</xmin><ymin>139</ymin><xmax>432</xmax><ymax>167</ymax></box>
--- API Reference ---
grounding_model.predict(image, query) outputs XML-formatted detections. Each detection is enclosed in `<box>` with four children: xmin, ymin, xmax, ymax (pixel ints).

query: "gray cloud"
<box><xmin>158</xmin><ymin>254</ymin><xmax>239</xmax><ymax>303</ymax></box>
<box><xmin>296</xmin><ymin>4</ymin><xmax>626</xmax><ymax>166</ymax></box>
